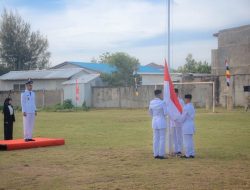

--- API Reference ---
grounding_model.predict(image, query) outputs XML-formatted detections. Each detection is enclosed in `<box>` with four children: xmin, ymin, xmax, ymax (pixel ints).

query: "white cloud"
<box><xmin>18</xmin><ymin>0</ymin><xmax>165</xmax><ymax>48</ymax></box>
<box><xmin>0</xmin><ymin>0</ymin><xmax>249</xmax><ymax>66</ymax></box>
<box><xmin>122</xmin><ymin>38</ymin><xmax>217</xmax><ymax>68</ymax></box>
<box><xmin>173</xmin><ymin>0</ymin><xmax>250</xmax><ymax>31</ymax></box>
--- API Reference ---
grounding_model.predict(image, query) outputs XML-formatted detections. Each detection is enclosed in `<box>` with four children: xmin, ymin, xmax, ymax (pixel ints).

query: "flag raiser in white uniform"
<box><xmin>149</xmin><ymin>97</ymin><xmax>168</xmax><ymax>157</ymax></box>
<box><xmin>178</xmin><ymin>102</ymin><xmax>196</xmax><ymax>157</ymax></box>
<box><xmin>170</xmin><ymin>97</ymin><xmax>185</xmax><ymax>153</ymax></box>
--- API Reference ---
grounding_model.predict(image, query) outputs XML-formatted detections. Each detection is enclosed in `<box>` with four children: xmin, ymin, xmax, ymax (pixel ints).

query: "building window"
<box><xmin>13</xmin><ymin>84</ymin><xmax>19</xmax><ymax>91</ymax></box>
<box><xmin>20</xmin><ymin>84</ymin><xmax>25</xmax><ymax>91</ymax></box>
<box><xmin>13</xmin><ymin>84</ymin><xmax>25</xmax><ymax>91</ymax></box>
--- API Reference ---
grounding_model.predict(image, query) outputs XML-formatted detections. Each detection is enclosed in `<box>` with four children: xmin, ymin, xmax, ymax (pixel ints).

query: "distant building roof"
<box><xmin>53</xmin><ymin>61</ymin><xmax>164</xmax><ymax>74</ymax></box>
<box><xmin>213</xmin><ymin>24</ymin><xmax>250</xmax><ymax>37</ymax></box>
<box><xmin>62</xmin><ymin>74</ymin><xmax>100</xmax><ymax>85</ymax></box>
<box><xmin>0</xmin><ymin>68</ymin><xmax>84</xmax><ymax>80</ymax></box>
<box><xmin>137</xmin><ymin>65</ymin><xmax>163</xmax><ymax>74</ymax></box>
<box><xmin>52</xmin><ymin>62</ymin><xmax>116</xmax><ymax>74</ymax></box>
<box><xmin>146</xmin><ymin>63</ymin><xmax>164</xmax><ymax>70</ymax></box>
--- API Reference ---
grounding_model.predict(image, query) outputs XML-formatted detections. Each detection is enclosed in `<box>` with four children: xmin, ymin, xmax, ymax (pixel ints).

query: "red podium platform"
<box><xmin>0</xmin><ymin>138</ymin><xmax>65</xmax><ymax>151</ymax></box>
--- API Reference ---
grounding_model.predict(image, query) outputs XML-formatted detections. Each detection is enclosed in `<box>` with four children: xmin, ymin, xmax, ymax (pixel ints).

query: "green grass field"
<box><xmin>0</xmin><ymin>109</ymin><xmax>250</xmax><ymax>190</ymax></box>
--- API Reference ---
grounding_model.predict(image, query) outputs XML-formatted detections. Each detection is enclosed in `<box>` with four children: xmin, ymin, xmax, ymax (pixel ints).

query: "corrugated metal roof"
<box><xmin>68</xmin><ymin>62</ymin><xmax>116</xmax><ymax>74</ymax></box>
<box><xmin>66</xmin><ymin>61</ymin><xmax>163</xmax><ymax>74</ymax></box>
<box><xmin>0</xmin><ymin>68</ymin><xmax>84</xmax><ymax>80</ymax></box>
<box><xmin>62</xmin><ymin>74</ymin><xmax>100</xmax><ymax>85</ymax></box>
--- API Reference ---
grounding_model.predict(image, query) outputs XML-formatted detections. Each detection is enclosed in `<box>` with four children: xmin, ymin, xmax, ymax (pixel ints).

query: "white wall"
<box><xmin>63</xmin><ymin>83</ymin><xmax>85</xmax><ymax>106</ymax></box>
<box><xmin>0</xmin><ymin>79</ymin><xmax>66</xmax><ymax>91</ymax></box>
<box><xmin>62</xmin><ymin>78</ymin><xmax>101</xmax><ymax>107</ymax></box>
<box><xmin>141</xmin><ymin>74</ymin><xmax>164</xmax><ymax>85</ymax></box>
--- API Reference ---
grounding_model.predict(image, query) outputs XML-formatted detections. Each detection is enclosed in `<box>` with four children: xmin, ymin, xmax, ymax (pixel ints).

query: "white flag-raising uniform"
<box><xmin>170</xmin><ymin>97</ymin><xmax>185</xmax><ymax>153</ymax></box>
<box><xmin>149</xmin><ymin>98</ymin><xmax>168</xmax><ymax>157</ymax></box>
<box><xmin>21</xmin><ymin>90</ymin><xmax>37</xmax><ymax>139</ymax></box>
<box><xmin>163</xmin><ymin>60</ymin><xmax>183</xmax><ymax>155</ymax></box>
<box><xmin>179</xmin><ymin>102</ymin><xmax>196</xmax><ymax>157</ymax></box>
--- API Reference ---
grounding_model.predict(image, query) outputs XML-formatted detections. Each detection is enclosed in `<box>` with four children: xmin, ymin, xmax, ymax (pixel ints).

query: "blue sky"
<box><xmin>0</xmin><ymin>0</ymin><xmax>249</xmax><ymax>68</ymax></box>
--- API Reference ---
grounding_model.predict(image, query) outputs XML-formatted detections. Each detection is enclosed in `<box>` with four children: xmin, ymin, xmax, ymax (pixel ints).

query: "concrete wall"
<box><xmin>92</xmin><ymin>86</ymin><xmax>156</xmax><ymax>108</ymax></box>
<box><xmin>141</xmin><ymin>74</ymin><xmax>182</xmax><ymax>85</ymax></box>
<box><xmin>211</xmin><ymin>25</ymin><xmax>250</xmax><ymax>107</ymax></box>
<box><xmin>218</xmin><ymin>75</ymin><xmax>250</xmax><ymax>107</ymax></box>
<box><xmin>92</xmin><ymin>85</ymin><xmax>213</xmax><ymax>108</ymax></box>
<box><xmin>0</xmin><ymin>90</ymin><xmax>63</xmax><ymax>108</ymax></box>
<box><xmin>141</xmin><ymin>74</ymin><xmax>163</xmax><ymax>85</ymax></box>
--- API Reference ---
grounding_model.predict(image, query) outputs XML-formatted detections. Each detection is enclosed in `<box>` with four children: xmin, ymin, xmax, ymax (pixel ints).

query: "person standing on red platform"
<box><xmin>2</xmin><ymin>97</ymin><xmax>15</xmax><ymax>140</ymax></box>
<box><xmin>21</xmin><ymin>79</ymin><xmax>37</xmax><ymax>142</ymax></box>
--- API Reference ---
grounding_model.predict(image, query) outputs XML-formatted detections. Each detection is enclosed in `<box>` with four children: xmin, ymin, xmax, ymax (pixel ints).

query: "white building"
<box><xmin>62</xmin><ymin>74</ymin><xmax>101</xmax><ymax>106</ymax></box>
<box><xmin>0</xmin><ymin>68</ymin><xmax>101</xmax><ymax>107</ymax></box>
<box><xmin>0</xmin><ymin>68</ymin><xmax>89</xmax><ymax>91</ymax></box>
<box><xmin>0</xmin><ymin>61</ymin><xmax>182</xmax><ymax>107</ymax></box>
<box><xmin>53</xmin><ymin>61</ymin><xmax>182</xmax><ymax>85</ymax></box>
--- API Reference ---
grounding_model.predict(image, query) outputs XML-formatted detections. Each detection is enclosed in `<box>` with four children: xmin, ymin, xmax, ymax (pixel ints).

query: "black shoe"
<box><xmin>189</xmin><ymin>155</ymin><xmax>195</xmax><ymax>158</ymax></box>
<box><xmin>154</xmin><ymin>156</ymin><xmax>160</xmax><ymax>159</ymax></box>
<box><xmin>180</xmin><ymin>155</ymin><xmax>190</xmax><ymax>159</ymax></box>
<box><xmin>158</xmin><ymin>156</ymin><xmax>167</xmax><ymax>159</ymax></box>
<box><xmin>24</xmin><ymin>139</ymin><xmax>29</xmax><ymax>142</ymax></box>
<box><xmin>175</xmin><ymin>152</ymin><xmax>182</xmax><ymax>156</ymax></box>
<box><xmin>28</xmin><ymin>139</ymin><xmax>35</xmax><ymax>141</ymax></box>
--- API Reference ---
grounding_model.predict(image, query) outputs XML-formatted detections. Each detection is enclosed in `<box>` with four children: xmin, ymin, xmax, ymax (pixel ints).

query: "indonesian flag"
<box><xmin>163</xmin><ymin>59</ymin><xmax>182</xmax><ymax>115</ymax></box>
<box><xmin>225</xmin><ymin>59</ymin><xmax>230</xmax><ymax>87</ymax></box>
<box><xmin>76</xmin><ymin>79</ymin><xmax>80</xmax><ymax>102</ymax></box>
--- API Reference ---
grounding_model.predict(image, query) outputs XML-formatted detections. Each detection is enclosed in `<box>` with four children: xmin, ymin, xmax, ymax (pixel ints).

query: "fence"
<box><xmin>92</xmin><ymin>85</ymin><xmax>213</xmax><ymax>109</ymax></box>
<box><xmin>0</xmin><ymin>85</ymin><xmax>213</xmax><ymax>109</ymax></box>
<box><xmin>0</xmin><ymin>90</ymin><xmax>63</xmax><ymax>108</ymax></box>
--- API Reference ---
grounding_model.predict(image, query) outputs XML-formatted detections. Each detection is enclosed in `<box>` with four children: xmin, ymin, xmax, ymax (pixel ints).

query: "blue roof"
<box><xmin>67</xmin><ymin>61</ymin><xmax>163</xmax><ymax>74</ymax></box>
<box><xmin>138</xmin><ymin>65</ymin><xmax>163</xmax><ymax>74</ymax></box>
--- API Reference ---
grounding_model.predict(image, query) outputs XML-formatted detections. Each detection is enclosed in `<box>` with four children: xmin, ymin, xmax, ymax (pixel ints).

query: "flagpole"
<box><xmin>168</xmin><ymin>0</ymin><xmax>171</xmax><ymax>69</ymax></box>
<box><xmin>166</xmin><ymin>0</ymin><xmax>173</xmax><ymax>155</ymax></box>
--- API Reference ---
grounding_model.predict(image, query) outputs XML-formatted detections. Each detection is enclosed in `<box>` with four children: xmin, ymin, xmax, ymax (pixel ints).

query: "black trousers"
<box><xmin>4</xmin><ymin>121</ymin><xmax>13</xmax><ymax>140</ymax></box>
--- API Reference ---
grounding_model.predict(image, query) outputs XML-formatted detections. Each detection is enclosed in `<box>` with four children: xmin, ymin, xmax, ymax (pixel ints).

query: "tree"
<box><xmin>97</xmin><ymin>52</ymin><xmax>140</xmax><ymax>86</ymax></box>
<box><xmin>0</xmin><ymin>9</ymin><xmax>50</xmax><ymax>72</ymax></box>
<box><xmin>177</xmin><ymin>54</ymin><xmax>211</xmax><ymax>73</ymax></box>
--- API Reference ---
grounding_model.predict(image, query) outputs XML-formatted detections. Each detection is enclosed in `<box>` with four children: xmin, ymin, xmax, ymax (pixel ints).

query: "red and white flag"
<box><xmin>163</xmin><ymin>59</ymin><xmax>182</xmax><ymax>117</ymax></box>
<box><xmin>163</xmin><ymin>59</ymin><xmax>183</xmax><ymax>154</ymax></box>
<box><xmin>225</xmin><ymin>59</ymin><xmax>231</xmax><ymax>87</ymax></box>
<box><xmin>76</xmin><ymin>79</ymin><xmax>80</xmax><ymax>102</ymax></box>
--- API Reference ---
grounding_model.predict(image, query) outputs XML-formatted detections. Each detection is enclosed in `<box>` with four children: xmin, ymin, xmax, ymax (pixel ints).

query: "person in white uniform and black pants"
<box><xmin>21</xmin><ymin>79</ymin><xmax>37</xmax><ymax>142</ymax></box>
<box><xmin>149</xmin><ymin>89</ymin><xmax>169</xmax><ymax>159</ymax></box>
<box><xmin>179</xmin><ymin>94</ymin><xmax>196</xmax><ymax>158</ymax></box>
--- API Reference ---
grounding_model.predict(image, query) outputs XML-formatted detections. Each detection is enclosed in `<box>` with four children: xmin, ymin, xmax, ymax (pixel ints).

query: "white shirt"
<box><xmin>8</xmin><ymin>105</ymin><xmax>14</xmax><ymax>115</ymax></box>
<box><xmin>170</xmin><ymin>97</ymin><xmax>185</xmax><ymax>128</ymax></box>
<box><xmin>149</xmin><ymin>98</ymin><xmax>168</xmax><ymax>129</ymax></box>
<box><xmin>21</xmin><ymin>90</ymin><xmax>37</xmax><ymax>113</ymax></box>
<box><xmin>179</xmin><ymin>103</ymin><xmax>196</xmax><ymax>134</ymax></box>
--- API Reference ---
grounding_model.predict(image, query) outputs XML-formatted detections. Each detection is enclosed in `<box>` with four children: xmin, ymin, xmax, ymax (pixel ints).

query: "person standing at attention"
<box><xmin>21</xmin><ymin>79</ymin><xmax>37</xmax><ymax>142</ymax></box>
<box><xmin>149</xmin><ymin>89</ymin><xmax>168</xmax><ymax>159</ymax></box>
<box><xmin>170</xmin><ymin>88</ymin><xmax>185</xmax><ymax>155</ymax></box>
<box><xmin>2</xmin><ymin>97</ymin><xmax>15</xmax><ymax>140</ymax></box>
<box><xmin>180</xmin><ymin>94</ymin><xmax>196</xmax><ymax>158</ymax></box>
